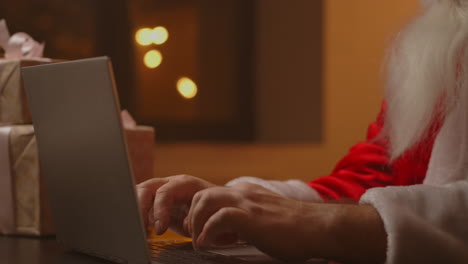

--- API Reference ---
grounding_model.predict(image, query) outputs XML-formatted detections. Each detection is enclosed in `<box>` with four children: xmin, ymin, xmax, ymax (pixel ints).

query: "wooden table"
<box><xmin>0</xmin><ymin>235</ymin><xmax>112</xmax><ymax>264</ymax></box>
<box><xmin>0</xmin><ymin>230</ymin><xmax>188</xmax><ymax>264</ymax></box>
<box><xmin>0</xmin><ymin>233</ymin><xmax>334</xmax><ymax>264</ymax></box>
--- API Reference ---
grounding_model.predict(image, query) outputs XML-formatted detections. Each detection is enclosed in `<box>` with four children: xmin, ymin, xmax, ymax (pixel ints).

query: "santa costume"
<box><xmin>227</xmin><ymin>0</ymin><xmax>468</xmax><ymax>262</ymax></box>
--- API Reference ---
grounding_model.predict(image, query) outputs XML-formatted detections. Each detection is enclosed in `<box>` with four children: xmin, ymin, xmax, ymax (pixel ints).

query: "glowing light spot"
<box><xmin>144</xmin><ymin>50</ymin><xmax>163</xmax><ymax>69</ymax></box>
<box><xmin>177</xmin><ymin>77</ymin><xmax>198</xmax><ymax>99</ymax></box>
<box><xmin>135</xmin><ymin>28</ymin><xmax>153</xmax><ymax>46</ymax></box>
<box><xmin>151</xmin><ymin>26</ymin><xmax>169</xmax><ymax>45</ymax></box>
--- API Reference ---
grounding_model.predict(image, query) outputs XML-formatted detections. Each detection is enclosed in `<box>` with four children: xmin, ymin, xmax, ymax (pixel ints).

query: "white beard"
<box><xmin>419</xmin><ymin>0</ymin><xmax>435</xmax><ymax>8</ymax></box>
<box><xmin>384</xmin><ymin>0</ymin><xmax>468</xmax><ymax>160</ymax></box>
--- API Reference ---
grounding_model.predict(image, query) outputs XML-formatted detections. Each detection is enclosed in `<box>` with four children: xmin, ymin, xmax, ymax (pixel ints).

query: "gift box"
<box><xmin>120</xmin><ymin>110</ymin><xmax>155</xmax><ymax>184</ymax></box>
<box><xmin>0</xmin><ymin>20</ymin><xmax>155</xmax><ymax>236</ymax></box>
<box><xmin>0</xmin><ymin>19</ymin><xmax>55</xmax><ymax>124</ymax></box>
<box><xmin>0</xmin><ymin>59</ymin><xmax>56</xmax><ymax>124</ymax></box>
<box><xmin>122</xmin><ymin>110</ymin><xmax>155</xmax><ymax>184</ymax></box>
<box><xmin>125</xmin><ymin>126</ymin><xmax>155</xmax><ymax>184</ymax></box>
<box><xmin>0</xmin><ymin>123</ymin><xmax>155</xmax><ymax>236</ymax></box>
<box><xmin>0</xmin><ymin>125</ymin><xmax>50</xmax><ymax>236</ymax></box>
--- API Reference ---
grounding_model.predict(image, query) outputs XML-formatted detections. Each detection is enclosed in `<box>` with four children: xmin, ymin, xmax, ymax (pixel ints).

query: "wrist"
<box><xmin>327</xmin><ymin>204</ymin><xmax>387</xmax><ymax>263</ymax></box>
<box><xmin>287</xmin><ymin>202</ymin><xmax>335</xmax><ymax>260</ymax></box>
<box><xmin>300</xmin><ymin>203</ymin><xmax>387</xmax><ymax>263</ymax></box>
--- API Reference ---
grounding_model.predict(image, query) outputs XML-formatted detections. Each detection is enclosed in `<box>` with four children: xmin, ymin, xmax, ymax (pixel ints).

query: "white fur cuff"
<box><xmin>225</xmin><ymin>176</ymin><xmax>323</xmax><ymax>202</ymax></box>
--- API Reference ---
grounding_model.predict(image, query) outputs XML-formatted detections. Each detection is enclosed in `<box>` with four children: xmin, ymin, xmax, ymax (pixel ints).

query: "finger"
<box><xmin>189</xmin><ymin>188</ymin><xmax>237</xmax><ymax>244</ymax></box>
<box><xmin>136</xmin><ymin>178</ymin><xmax>168</xmax><ymax>227</ymax></box>
<box><xmin>136</xmin><ymin>187</ymin><xmax>152</xmax><ymax>228</ymax></box>
<box><xmin>167</xmin><ymin>204</ymin><xmax>190</xmax><ymax>237</ymax></box>
<box><xmin>184</xmin><ymin>199</ymin><xmax>194</xmax><ymax>237</ymax></box>
<box><xmin>185</xmin><ymin>189</ymin><xmax>205</xmax><ymax>237</ymax></box>
<box><xmin>137</xmin><ymin>177</ymin><xmax>168</xmax><ymax>188</ymax></box>
<box><xmin>186</xmin><ymin>188</ymin><xmax>218</xmax><ymax>238</ymax></box>
<box><xmin>153</xmin><ymin>177</ymin><xmax>204</xmax><ymax>235</ymax></box>
<box><xmin>195</xmin><ymin>207</ymin><xmax>248</xmax><ymax>250</ymax></box>
<box><xmin>153</xmin><ymin>183</ymin><xmax>175</xmax><ymax>235</ymax></box>
<box><xmin>175</xmin><ymin>180</ymin><xmax>217</xmax><ymax>236</ymax></box>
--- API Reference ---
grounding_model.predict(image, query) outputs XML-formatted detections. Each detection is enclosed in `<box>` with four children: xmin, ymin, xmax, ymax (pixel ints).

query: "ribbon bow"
<box><xmin>0</xmin><ymin>19</ymin><xmax>44</xmax><ymax>59</ymax></box>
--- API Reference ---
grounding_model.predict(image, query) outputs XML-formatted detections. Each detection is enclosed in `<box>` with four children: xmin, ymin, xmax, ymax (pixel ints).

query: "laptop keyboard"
<box><xmin>148</xmin><ymin>240</ymin><xmax>328</xmax><ymax>264</ymax></box>
<box><xmin>149</xmin><ymin>240</ymin><xmax>245</xmax><ymax>264</ymax></box>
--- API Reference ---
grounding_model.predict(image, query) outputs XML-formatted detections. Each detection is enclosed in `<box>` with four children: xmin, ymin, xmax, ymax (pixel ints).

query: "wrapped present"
<box><xmin>0</xmin><ymin>125</ymin><xmax>51</xmax><ymax>236</ymax></box>
<box><xmin>0</xmin><ymin>115</ymin><xmax>155</xmax><ymax>236</ymax></box>
<box><xmin>122</xmin><ymin>110</ymin><xmax>155</xmax><ymax>184</ymax></box>
<box><xmin>0</xmin><ymin>19</ymin><xmax>54</xmax><ymax>124</ymax></box>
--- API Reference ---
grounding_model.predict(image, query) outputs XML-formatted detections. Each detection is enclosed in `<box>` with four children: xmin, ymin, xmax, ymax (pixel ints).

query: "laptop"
<box><xmin>21</xmin><ymin>57</ymin><xmax>325</xmax><ymax>264</ymax></box>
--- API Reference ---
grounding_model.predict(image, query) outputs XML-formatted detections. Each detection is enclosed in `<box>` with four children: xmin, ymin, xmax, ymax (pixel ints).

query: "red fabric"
<box><xmin>309</xmin><ymin>103</ymin><xmax>438</xmax><ymax>201</ymax></box>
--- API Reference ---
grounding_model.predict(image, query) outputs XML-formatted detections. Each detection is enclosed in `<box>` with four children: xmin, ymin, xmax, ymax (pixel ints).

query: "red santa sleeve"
<box><xmin>309</xmin><ymin>102</ymin><xmax>434</xmax><ymax>201</ymax></box>
<box><xmin>308</xmin><ymin>106</ymin><xmax>393</xmax><ymax>201</ymax></box>
<box><xmin>226</xmin><ymin>102</ymin><xmax>433</xmax><ymax>202</ymax></box>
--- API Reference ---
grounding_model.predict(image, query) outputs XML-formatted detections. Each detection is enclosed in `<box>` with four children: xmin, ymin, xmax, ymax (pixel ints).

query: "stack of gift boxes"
<box><xmin>0</xmin><ymin>20</ymin><xmax>155</xmax><ymax>236</ymax></box>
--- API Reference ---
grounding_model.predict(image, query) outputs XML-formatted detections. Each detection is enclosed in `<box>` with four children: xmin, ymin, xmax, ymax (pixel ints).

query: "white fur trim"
<box><xmin>360</xmin><ymin>182</ymin><xmax>468</xmax><ymax>263</ymax></box>
<box><xmin>419</xmin><ymin>0</ymin><xmax>434</xmax><ymax>8</ymax></box>
<box><xmin>225</xmin><ymin>176</ymin><xmax>323</xmax><ymax>202</ymax></box>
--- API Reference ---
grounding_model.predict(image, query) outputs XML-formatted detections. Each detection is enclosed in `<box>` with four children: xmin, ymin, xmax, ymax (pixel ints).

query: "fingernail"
<box><xmin>196</xmin><ymin>234</ymin><xmax>205</xmax><ymax>248</ymax></box>
<box><xmin>155</xmin><ymin>220</ymin><xmax>161</xmax><ymax>235</ymax></box>
<box><xmin>192</xmin><ymin>240</ymin><xmax>199</xmax><ymax>251</ymax></box>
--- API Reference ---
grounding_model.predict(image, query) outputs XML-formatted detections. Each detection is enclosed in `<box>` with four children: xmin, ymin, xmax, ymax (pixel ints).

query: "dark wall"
<box><xmin>255</xmin><ymin>0</ymin><xmax>323</xmax><ymax>143</ymax></box>
<box><xmin>0</xmin><ymin>0</ymin><xmax>323</xmax><ymax>143</ymax></box>
<box><xmin>0</xmin><ymin>0</ymin><xmax>134</xmax><ymax>111</ymax></box>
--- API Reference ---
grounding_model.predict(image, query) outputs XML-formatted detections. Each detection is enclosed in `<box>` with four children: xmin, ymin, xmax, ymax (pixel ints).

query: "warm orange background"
<box><xmin>152</xmin><ymin>0</ymin><xmax>420</xmax><ymax>185</ymax></box>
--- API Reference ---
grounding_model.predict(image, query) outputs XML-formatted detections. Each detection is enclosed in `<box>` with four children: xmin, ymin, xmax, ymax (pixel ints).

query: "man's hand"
<box><xmin>138</xmin><ymin>176</ymin><xmax>387</xmax><ymax>263</ymax></box>
<box><xmin>186</xmin><ymin>182</ymin><xmax>387</xmax><ymax>263</ymax></box>
<box><xmin>186</xmin><ymin>182</ymin><xmax>316</xmax><ymax>261</ymax></box>
<box><xmin>136</xmin><ymin>175</ymin><xmax>215</xmax><ymax>236</ymax></box>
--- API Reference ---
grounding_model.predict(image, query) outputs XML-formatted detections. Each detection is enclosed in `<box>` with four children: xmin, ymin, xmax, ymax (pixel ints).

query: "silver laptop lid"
<box><xmin>22</xmin><ymin>57</ymin><xmax>151</xmax><ymax>264</ymax></box>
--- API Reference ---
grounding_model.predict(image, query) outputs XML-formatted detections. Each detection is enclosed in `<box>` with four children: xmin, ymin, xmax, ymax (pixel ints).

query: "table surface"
<box><xmin>0</xmin><ymin>235</ymin><xmax>116</xmax><ymax>264</ymax></box>
<box><xmin>0</xmin><ymin>234</ymin><xmax>335</xmax><ymax>264</ymax></box>
<box><xmin>0</xmin><ymin>231</ymin><xmax>189</xmax><ymax>264</ymax></box>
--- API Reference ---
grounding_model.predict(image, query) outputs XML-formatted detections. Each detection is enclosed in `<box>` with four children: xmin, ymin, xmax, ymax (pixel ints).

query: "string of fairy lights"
<box><xmin>135</xmin><ymin>26</ymin><xmax>198</xmax><ymax>100</ymax></box>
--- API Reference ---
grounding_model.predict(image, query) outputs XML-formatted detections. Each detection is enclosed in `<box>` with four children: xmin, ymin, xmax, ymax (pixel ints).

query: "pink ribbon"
<box><xmin>121</xmin><ymin>110</ymin><xmax>137</xmax><ymax>129</ymax></box>
<box><xmin>0</xmin><ymin>19</ymin><xmax>45</xmax><ymax>59</ymax></box>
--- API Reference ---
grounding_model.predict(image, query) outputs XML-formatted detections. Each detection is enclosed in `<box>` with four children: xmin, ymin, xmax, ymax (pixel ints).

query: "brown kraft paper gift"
<box><xmin>0</xmin><ymin>19</ymin><xmax>57</xmax><ymax>124</ymax></box>
<box><xmin>0</xmin><ymin>125</ymin><xmax>155</xmax><ymax>236</ymax></box>
<box><xmin>0</xmin><ymin>59</ymin><xmax>59</xmax><ymax>124</ymax></box>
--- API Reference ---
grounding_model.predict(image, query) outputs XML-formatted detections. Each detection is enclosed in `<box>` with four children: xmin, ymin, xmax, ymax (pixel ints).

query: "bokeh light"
<box><xmin>151</xmin><ymin>26</ymin><xmax>169</xmax><ymax>45</ymax></box>
<box><xmin>176</xmin><ymin>77</ymin><xmax>198</xmax><ymax>99</ymax></box>
<box><xmin>135</xmin><ymin>28</ymin><xmax>153</xmax><ymax>46</ymax></box>
<box><xmin>144</xmin><ymin>50</ymin><xmax>163</xmax><ymax>68</ymax></box>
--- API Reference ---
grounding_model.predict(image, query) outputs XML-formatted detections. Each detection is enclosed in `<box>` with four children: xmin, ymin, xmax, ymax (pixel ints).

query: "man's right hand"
<box><xmin>136</xmin><ymin>175</ymin><xmax>216</xmax><ymax>237</ymax></box>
